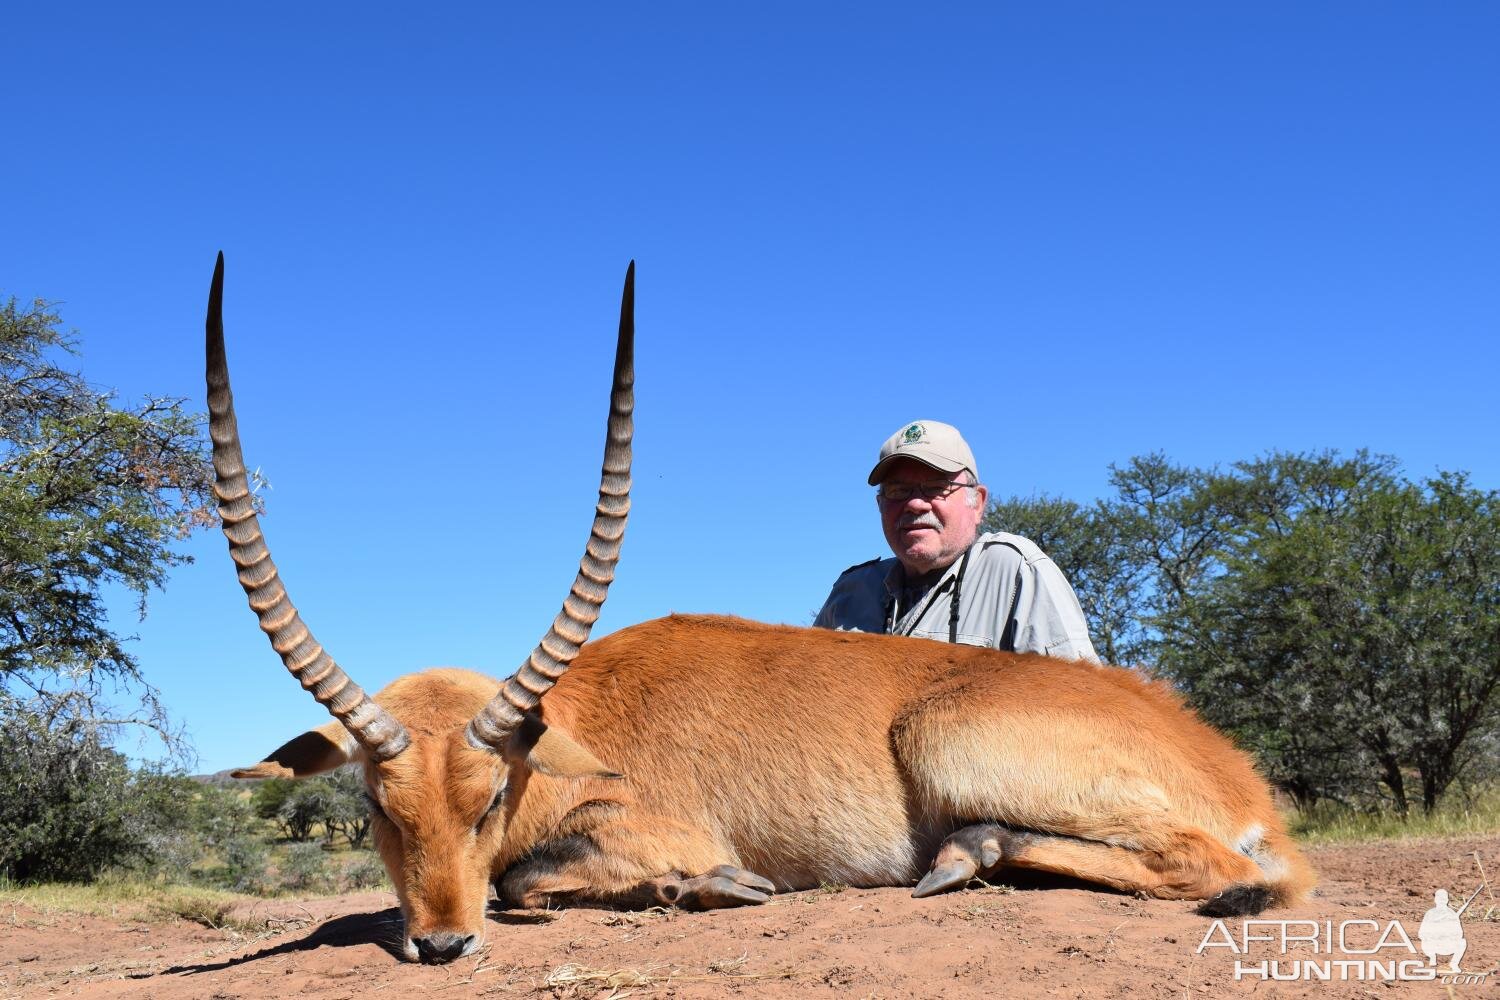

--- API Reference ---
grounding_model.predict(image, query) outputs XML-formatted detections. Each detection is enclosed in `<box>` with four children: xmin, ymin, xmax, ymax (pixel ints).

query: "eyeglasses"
<box><xmin>877</xmin><ymin>479</ymin><xmax>971</xmax><ymax>503</ymax></box>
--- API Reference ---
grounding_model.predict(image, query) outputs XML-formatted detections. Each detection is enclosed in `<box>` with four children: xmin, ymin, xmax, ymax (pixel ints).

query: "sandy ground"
<box><xmin>4</xmin><ymin>835</ymin><xmax>1498</xmax><ymax>999</ymax></box>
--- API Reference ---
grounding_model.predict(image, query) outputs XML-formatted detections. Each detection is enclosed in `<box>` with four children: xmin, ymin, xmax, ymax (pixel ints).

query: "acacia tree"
<box><xmin>982</xmin><ymin>494</ymin><xmax>1150</xmax><ymax>666</ymax></box>
<box><xmin>0</xmin><ymin>296</ymin><xmax>215</xmax><ymax>743</ymax></box>
<box><xmin>0</xmin><ymin>295</ymin><xmax>221</xmax><ymax>881</ymax></box>
<box><xmin>988</xmin><ymin>451</ymin><xmax>1500</xmax><ymax>815</ymax></box>
<box><xmin>1396</xmin><ymin>474</ymin><xmax>1500</xmax><ymax>810</ymax></box>
<box><xmin>322</xmin><ymin>766</ymin><xmax>373</xmax><ymax>848</ymax></box>
<box><xmin>250</xmin><ymin>770</ymin><xmax>370</xmax><ymax>846</ymax></box>
<box><xmin>1146</xmin><ymin>456</ymin><xmax>1500</xmax><ymax>815</ymax></box>
<box><xmin>1145</xmin><ymin>452</ymin><xmax>1403</xmax><ymax>808</ymax></box>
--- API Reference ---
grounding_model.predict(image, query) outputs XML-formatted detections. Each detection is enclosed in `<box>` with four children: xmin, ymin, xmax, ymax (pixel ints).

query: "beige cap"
<box><xmin>866</xmin><ymin>420</ymin><xmax>979</xmax><ymax>485</ymax></box>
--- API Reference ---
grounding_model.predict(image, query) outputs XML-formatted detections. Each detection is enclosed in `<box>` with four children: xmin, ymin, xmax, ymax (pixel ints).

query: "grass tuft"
<box><xmin>1290</xmin><ymin>790</ymin><xmax>1500</xmax><ymax>845</ymax></box>
<box><xmin>0</xmin><ymin>879</ymin><xmax>251</xmax><ymax>924</ymax></box>
<box><xmin>160</xmin><ymin>895</ymin><xmax>237</xmax><ymax>928</ymax></box>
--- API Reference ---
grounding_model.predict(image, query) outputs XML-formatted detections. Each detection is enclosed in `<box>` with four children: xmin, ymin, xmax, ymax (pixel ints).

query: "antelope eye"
<box><xmin>364</xmin><ymin>791</ymin><xmax>389</xmax><ymax>821</ymax></box>
<box><xmin>475</xmin><ymin>790</ymin><xmax>504</xmax><ymax>832</ymax></box>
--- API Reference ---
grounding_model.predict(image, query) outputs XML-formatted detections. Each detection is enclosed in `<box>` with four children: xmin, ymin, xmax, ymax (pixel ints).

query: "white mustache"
<box><xmin>898</xmin><ymin>512</ymin><xmax>942</xmax><ymax>531</ymax></box>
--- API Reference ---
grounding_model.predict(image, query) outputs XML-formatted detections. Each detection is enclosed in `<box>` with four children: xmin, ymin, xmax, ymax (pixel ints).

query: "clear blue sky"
<box><xmin>5</xmin><ymin>3</ymin><xmax>1497</xmax><ymax>773</ymax></box>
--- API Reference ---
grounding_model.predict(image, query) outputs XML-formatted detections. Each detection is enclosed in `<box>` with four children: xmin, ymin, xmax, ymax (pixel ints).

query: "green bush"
<box><xmin>0</xmin><ymin>694</ymin><xmax>386</xmax><ymax>894</ymax></box>
<box><xmin>188</xmin><ymin>781</ymin><xmax>260</xmax><ymax>850</ymax></box>
<box><xmin>278</xmin><ymin>842</ymin><xmax>329</xmax><ymax>892</ymax></box>
<box><xmin>339</xmin><ymin>852</ymin><xmax>388</xmax><ymax>891</ymax></box>
<box><xmin>219</xmin><ymin>836</ymin><xmax>271</xmax><ymax>894</ymax></box>
<box><xmin>0</xmin><ymin>698</ymin><xmax>194</xmax><ymax>882</ymax></box>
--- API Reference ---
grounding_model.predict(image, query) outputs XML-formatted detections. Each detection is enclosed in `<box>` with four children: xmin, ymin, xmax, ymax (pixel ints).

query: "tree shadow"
<box><xmin>133</xmin><ymin>906</ymin><xmax>408</xmax><ymax>978</ymax></box>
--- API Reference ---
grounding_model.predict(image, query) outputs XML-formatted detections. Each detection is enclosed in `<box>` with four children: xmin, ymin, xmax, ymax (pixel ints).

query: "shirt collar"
<box><xmin>881</xmin><ymin>536</ymin><xmax>980</xmax><ymax>598</ymax></box>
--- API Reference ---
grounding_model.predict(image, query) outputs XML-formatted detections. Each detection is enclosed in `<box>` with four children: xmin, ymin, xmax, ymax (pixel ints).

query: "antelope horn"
<box><xmin>467</xmin><ymin>262</ymin><xmax>635</xmax><ymax>752</ymax></box>
<box><xmin>205</xmin><ymin>253</ymin><xmax>411</xmax><ymax>762</ymax></box>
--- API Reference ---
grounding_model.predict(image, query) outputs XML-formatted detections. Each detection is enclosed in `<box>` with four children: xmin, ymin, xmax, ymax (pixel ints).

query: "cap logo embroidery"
<box><xmin>902</xmin><ymin>423</ymin><xmax>925</xmax><ymax>445</ymax></box>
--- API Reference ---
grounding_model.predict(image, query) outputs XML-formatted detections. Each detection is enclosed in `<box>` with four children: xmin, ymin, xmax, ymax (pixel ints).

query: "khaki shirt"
<box><xmin>813</xmin><ymin>531</ymin><xmax>1099</xmax><ymax>662</ymax></box>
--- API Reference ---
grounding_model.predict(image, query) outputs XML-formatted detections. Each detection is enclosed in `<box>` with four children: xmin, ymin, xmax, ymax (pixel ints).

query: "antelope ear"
<box><xmin>506</xmin><ymin>716</ymin><xmax>622</xmax><ymax>779</ymax></box>
<box><xmin>231</xmin><ymin>720</ymin><xmax>353</xmax><ymax>779</ymax></box>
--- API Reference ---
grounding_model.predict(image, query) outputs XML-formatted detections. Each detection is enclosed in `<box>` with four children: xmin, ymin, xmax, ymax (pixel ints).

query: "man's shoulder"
<box><xmin>833</xmin><ymin>556</ymin><xmax>893</xmax><ymax>582</ymax></box>
<box><xmin>974</xmin><ymin>531</ymin><xmax>1051</xmax><ymax>567</ymax></box>
<box><xmin>818</xmin><ymin>555</ymin><xmax>895</xmax><ymax>629</ymax></box>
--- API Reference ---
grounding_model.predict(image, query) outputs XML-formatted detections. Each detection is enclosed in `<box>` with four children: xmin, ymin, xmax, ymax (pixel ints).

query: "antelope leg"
<box><xmin>652</xmin><ymin>865</ymin><xmax>776</xmax><ymax>910</ymax></box>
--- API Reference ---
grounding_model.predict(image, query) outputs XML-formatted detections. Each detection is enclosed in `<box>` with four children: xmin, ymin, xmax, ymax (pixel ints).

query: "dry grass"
<box><xmin>159</xmin><ymin>895</ymin><xmax>239</xmax><ymax>929</ymax></box>
<box><xmin>538</xmin><ymin>957</ymin><xmax>801</xmax><ymax>997</ymax></box>
<box><xmin>953</xmin><ymin>901</ymin><xmax>1007</xmax><ymax>920</ymax></box>
<box><xmin>594</xmin><ymin>907</ymin><xmax>672</xmax><ymax>928</ymax></box>
<box><xmin>0</xmin><ymin>879</ymin><xmax>253</xmax><ymax>926</ymax></box>
<box><xmin>1291</xmin><ymin>789</ymin><xmax>1500</xmax><ymax>845</ymax></box>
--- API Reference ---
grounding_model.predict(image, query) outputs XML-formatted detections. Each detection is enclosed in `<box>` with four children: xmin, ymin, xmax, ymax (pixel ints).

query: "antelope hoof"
<box><xmin>913</xmin><ymin>858</ymin><xmax>977</xmax><ymax>898</ymax></box>
<box><xmin>913</xmin><ymin>823</ymin><xmax>1009</xmax><ymax>898</ymax></box>
<box><xmin>656</xmin><ymin>864</ymin><xmax>775</xmax><ymax>910</ymax></box>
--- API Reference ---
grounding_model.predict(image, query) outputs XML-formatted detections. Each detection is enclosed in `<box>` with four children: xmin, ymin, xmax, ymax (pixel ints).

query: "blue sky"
<box><xmin>5</xmin><ymin>3</ymin><xmax>1497</xmax><ymax>773</ymax></box>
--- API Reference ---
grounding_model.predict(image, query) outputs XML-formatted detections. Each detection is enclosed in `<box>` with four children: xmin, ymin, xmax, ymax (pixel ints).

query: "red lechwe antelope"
<box><xmin>207</xmin><ymin>256</ymin><xmax>1314</xmax><ymax>964</ymax></box>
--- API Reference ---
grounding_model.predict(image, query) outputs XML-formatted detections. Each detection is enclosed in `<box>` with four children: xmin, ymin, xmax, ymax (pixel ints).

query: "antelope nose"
<box><xmin>413</xmin><ymin>931</ymin><xmax>473</xmax><ymax>964</ymax></box>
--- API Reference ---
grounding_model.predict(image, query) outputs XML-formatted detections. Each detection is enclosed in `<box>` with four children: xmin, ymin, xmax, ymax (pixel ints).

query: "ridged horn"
<box><xmin>467</xmin><ymin>262</ymin><xmax>635</xmax><ymax>752</ymax></box>
<box><xmin>205</xmin><ymin>253</ymin><xmax>411</xmax><ymax>762</ymax></box>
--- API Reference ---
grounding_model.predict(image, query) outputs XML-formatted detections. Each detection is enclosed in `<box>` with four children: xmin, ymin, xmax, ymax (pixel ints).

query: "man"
<box><xmin>815</xmin><ymin>420</ymin><xmax>1099</xmax><ymax>661</ymax></box>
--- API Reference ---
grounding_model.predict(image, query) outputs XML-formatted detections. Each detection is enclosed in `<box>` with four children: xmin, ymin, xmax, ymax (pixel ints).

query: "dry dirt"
<box><xmin>4</xmin><ymin>836</ymin><xmax>1498</xmax><ymax>999</ymax></box>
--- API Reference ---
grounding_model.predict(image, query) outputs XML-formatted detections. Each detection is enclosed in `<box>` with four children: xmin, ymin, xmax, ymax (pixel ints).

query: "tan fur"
<box><xmin>243</xmin><ymin>615</ymin><xmax>1315</xmax><ymax>957</ymax></box>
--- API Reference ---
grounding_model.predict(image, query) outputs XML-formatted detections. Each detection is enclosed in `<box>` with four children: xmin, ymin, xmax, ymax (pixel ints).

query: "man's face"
<box><xmin>877</xmin><ymin>458</ymin><xmax>989</xmax><ymax>575</ymax></box>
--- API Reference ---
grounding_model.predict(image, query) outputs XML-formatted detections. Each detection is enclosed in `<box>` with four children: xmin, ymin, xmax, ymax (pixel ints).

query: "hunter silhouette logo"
<box><xmin>1419</xmin><ymin>884</ymin><xmax>1481</xmax><ymax>973</ymax></box>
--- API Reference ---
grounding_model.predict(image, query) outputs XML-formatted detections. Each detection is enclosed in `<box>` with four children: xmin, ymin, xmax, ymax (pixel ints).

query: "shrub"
<box><xmin>278</xmin><ymin>842</ymin><xmax>329</xmax><ymax>892</ymax></box>
<box><xmin>188</xmin><ymin>781</ymin><xmax>260</xmax><ymax>850</ymax></box>
<box><xmin>219</xmin><ymin>836</ymin><xmax>271</xmax><ymax>894</ymax></box>
<box><xmin>339</xmin><ymin>852</ymin><xmax>388</xmax><ymax>891</ymax></box>
<box><xmin>0</xmin><ymin>698</ymin><xmax>195</xmax><ymax>882</ymax></box>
